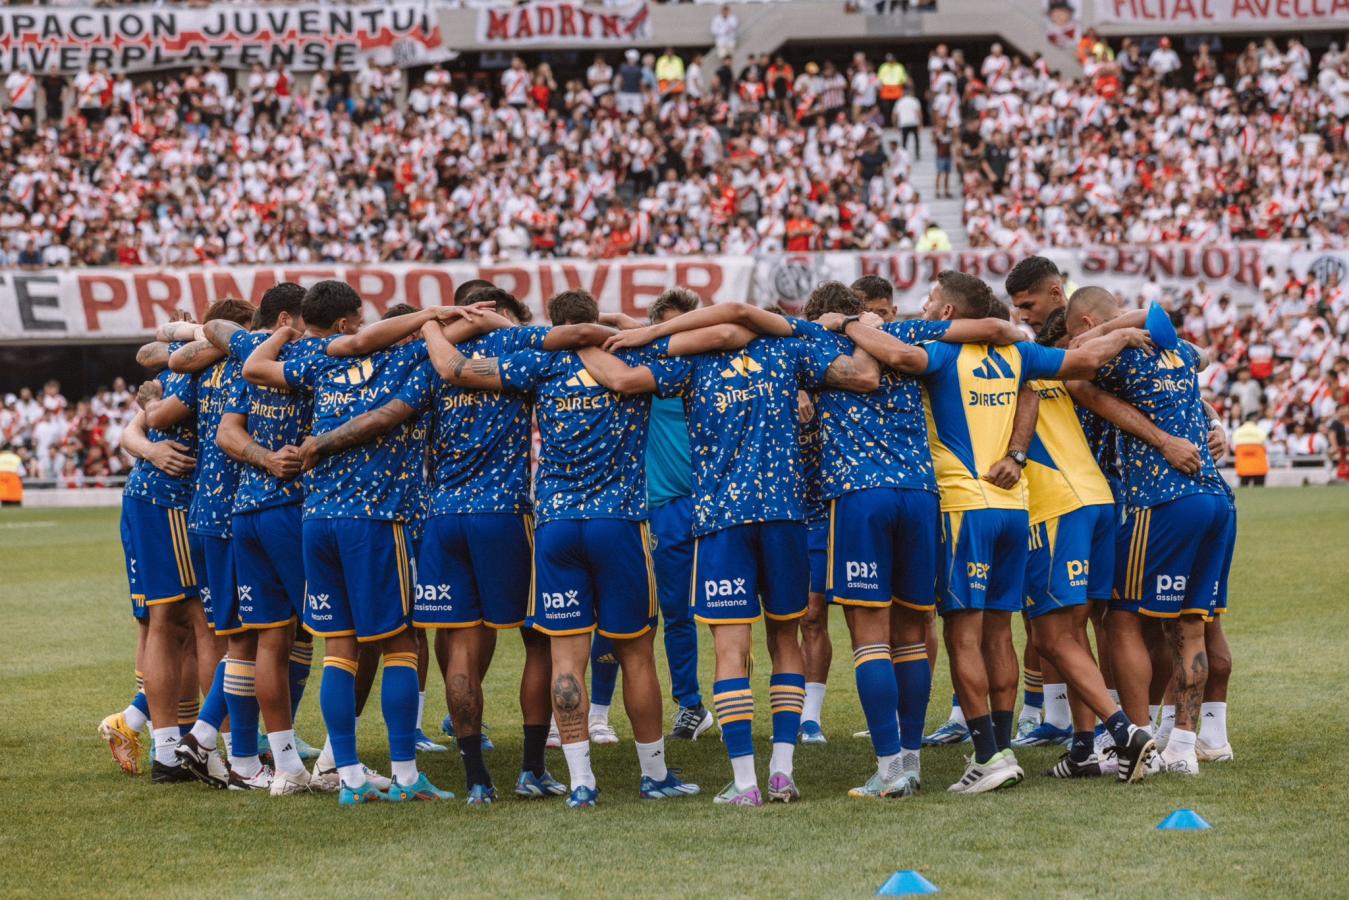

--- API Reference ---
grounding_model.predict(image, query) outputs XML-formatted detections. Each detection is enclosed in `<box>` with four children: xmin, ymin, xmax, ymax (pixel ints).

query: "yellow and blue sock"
<box><xmin>198</xmin><ymin>659</ymin><xmax>228</xmax><ymax>730</ymax></box>
<box><xmin>891</xmin><ymin>642</ymin><xmax>930</xmax><ymax>752</ymax></box>
<box><xmin>713</xmin><ymin>678</ymin><xmax>754</xmax><ymax>760</ymax></box>
<box><xmin>223</xmin><ymin>659</ymin><xmax>259</xmax><ymax>762</ymax></box>
<box><xmin>177</xmin><ymin>697</ymin><xmax>200</xmax><ymax>736</ymax></box>
<box><xmin>320</xmin><ymin>656</ymin><xmax>359</xmax><ymax>776</ymax></box>
<box><xmin>854</xmin><ymin>644</ymin><xmax>900</xmax><ymax>758</ymax></box>
<box><xmin>1022</xmin><ymin>667</ymin><xmax>1043</xmax><ymax>718</ymax></box>
<box><xmin>131</xmin><ymin>671</ymin><xmax>150</xmax><ymax>720</ymax></box>
<box><xmin>383</xmin><ymin>650</ymin><xmax>420</xmax><ymax>785</ymax></box>
<box><xmin>288</xmin><ymin>641</ymin><xmax>313</xmax><ymax>720</ymax></box>
<box><xmin>769</xmin><ymin>673</ymin><xmax>806</xmax><ymax>745</ymax></box>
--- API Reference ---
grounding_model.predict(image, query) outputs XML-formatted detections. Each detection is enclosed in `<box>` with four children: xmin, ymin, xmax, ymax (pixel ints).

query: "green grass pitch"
<box><xmin>2</xmin><ymin>489</ymin><xmax>1348</xmax><ymax>898</ymax></box>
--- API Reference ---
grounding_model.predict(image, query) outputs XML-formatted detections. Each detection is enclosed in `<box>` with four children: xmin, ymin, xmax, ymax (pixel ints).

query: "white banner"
<box><xmin>0</xmin><ymin>244</ymin><xmax>1344</xmax><ymax>341</ymax></box>
<box><xmin>476</xmin><ymin>0</ymin><xmax>651</xmax><ymax>46</ymax></box>
<box><xmin>0</xmin><ymin>3</ymin><xmax>454</xmax><ymax>75</ymax></box>
<box><xmin>1092</xmin><ymin>0</ymin><xmax>1349</xmax><ymax>29</ymax></box>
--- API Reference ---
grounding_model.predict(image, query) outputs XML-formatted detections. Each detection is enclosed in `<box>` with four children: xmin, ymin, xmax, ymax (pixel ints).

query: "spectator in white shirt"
<box><xmin>1148</xmin><ymin>37</ymin><xmax>1181</xmax><ymax>84</ymax></box>
<box><xmin>711</xmin><ymin>5</ymin><xmax>739</xmax><ymax>60</ymax></box>
<box><xmin>894</xmin><ymin>93</ymin><xmax>922</xmax><ymax>158</ymax></box>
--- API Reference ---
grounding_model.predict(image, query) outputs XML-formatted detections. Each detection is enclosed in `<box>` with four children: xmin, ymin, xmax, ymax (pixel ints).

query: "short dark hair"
<box><xmin>547</xmin><ymin>290</ymin><xmax>599</xmax><ymax>325</ymax></box>
<box><xmin>1004</xmin><ymin>256</ymin><xmax>1062</xmax><ymax>298</ymax></box>
<box><xmin>382</xmin><ymin>303</ymin><xmax>418</xmax><ymax>320</ymax></box>
<box><xmin>937</xmin><ymin>270</ymin><xmax>995</xmax><ymax>319</ymax></box>
<box><xmin>850</xmin><ymin>275</ymin><xmax>894</xmax><ymax>303</ymax></box>
<box><xmin>1037</xmin><ymin>308</ymin><xmax>1067</xmax><ymax>346</ymax></box>
<box><xmin>203</xmin><ymin>297</ymin><xmax>255</xmax><ymax>327</ymax></box>
<box><xmin>302</xmin><ymin>280</ymin><xmax>362</xmax><ymax>329</ymax></box>
<box><xmin>804</xmin><ymin>281</ymin><xmax>863</xmax><ymax>321</ymax></box>
<box><xmin>987</xmin><ymin>298</ymin><xmax>1012</xmax><ymax>321</ymax></box>
<box><xmin>454</xmin><ymin>278</ymin><xmax>495</xmax><ymax>305</ymax></box>
<box><xmin>470</xmin><ymin>287</ymin><xmax>531</xmax><ymax>324</ymax></box>
<box><xmin>256</xmin><ymin>282</ymin><xmax>306</xmax><ymax>329</ymax></box>
<box><xmin>649</xmin><ymin>288</ymin><xmax>700</xmax><ymax>324</ymax></box>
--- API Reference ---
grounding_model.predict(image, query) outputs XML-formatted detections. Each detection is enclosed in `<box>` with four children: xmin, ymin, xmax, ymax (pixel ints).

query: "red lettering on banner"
<box><xmin>186</xmin><ymin>271</ymin><xmax>209</xmax><ymax>320</ymax></box>
<box><xmin>133</xmin><ymin>273</ymin><xmax>182</xmax><ymax>328</ymax></box>
<box><xmin>78</xmin><ymin>275</ymin><xmax>127</xmax><ymax>332</ymax></box>
<box><xmin>516</xmin><ymin>9</ymin><xmax>533</xmax><ymax>38</ymax></box>
<box><xmin>891</xmin><ymin>255</ymin><xmax>922</xmax><ymax>290</ymax></box>
<box><xmin>558</xmin><ymin>263</ymin><xmax>611</xmax><ymax>299</ymax></box>
<box><xmin>1232</xmin><ymin>0</ymin><xmax>1265</xmax><ymax>19</ymax></box>
<box><xmin>1235</xmin><ymin>245</ymin><xmax>1261</xmax><ymax>285</ymax></box>
<box><xmin>985</xmin><ymin>252</ymin><xmax>1014</xmax><ymax>278</ymax></box>
<box><xmin>1180</xmin><ymin>247</ymin><xmax>1200</xmax><ymax>279</ymax></box>
<box><xmin>619</xmin><ymin>263</ymin><xmax>668</xmax><ymax>317</ymax></box>
<box><xmin>1148</xmin><ymin>247</ymin><xmax>1175</xmax><ymax>278</ymax></box>
<box><xmin>956</xmin><ymin>251</ymin><xmax>983</xmax><ymax>277</ymax></box>
<box><xmin>486</xmin><ymin>9</ymin><xmax>509</xmax><ymax>39</ymax></box>
<box><xmin>600</xmin><ymin>13</ymin><xmax>620</xmax><ymax>38</ymax></box>
<box><xmin>404</xmin><ymin>269</ymin><xmax>452</xmax><ymax>308</ymax></box>
<box><xmin>578</xmin><ymin>7</ymin><xmax>594</xmax><ymax>37</ymax></box>
<box><xmin>560</xmin><ymin>4</ymin><xmax>576</xmax><ymax>36</ymax></box>
<box><xmin>480</xmin><ymin>267</ymin><xmax>531</xmax><ymax>302</ymax></box>
<box><xmin>283</xmin><ymin>269</ymin><xmax>334</xmax><ymax>288</ymax></box>
<box><xmin>1173</xmin><ymin>0</ymin><xmax>1199</xmax><ymax>19</ymax></box>
<box><xmin>537</xmin><ymin>4</ymin><xmax>555</xmax><ymax>35</ymax></box>
<box><xmin>1079</xmin><ymin>250</ymin><xmax>1108</xmax><ymax>275</ymax></box>
<box><xmin>922</xmin><ymin>253</ymin><xmax>950</xmax><ymax>283</ymax></box>
<box><xmin>674</xmin><ymin>261</ymin><xmax>723</xmax><ymax>303</ymax></box>
<box><xmin>1202</xmin><ymin>247</ymin><xmax>1231</xmax><ymax>279</ymax></box>
<box><xmin>345</xmin><ymin>268</ymin><xmax>396</xmax><ymax>316</ymax></box>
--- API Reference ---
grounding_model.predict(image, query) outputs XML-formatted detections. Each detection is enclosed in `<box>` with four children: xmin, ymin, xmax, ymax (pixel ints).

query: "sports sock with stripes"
<box><xmin>891</xmin><ymin>642</ymin><xmax>930</xmax><ymax>751</ymax></box>
<box><xmin>382</xmin><ymin>650</ymin><xmax>420</xmax><ymax>785</ymax></box>
<box><xmin>1044</xmin><ymin>683</ymin><xmax>1072</xmax><ymax>730</ymax></box>
<box><xmin>223</xmin><ymin>659</ymin><xmax>260</xmax><ymax>771</ymax></box>
<box><xmin>769</xmin><ymin>673</ymin><xmax>805</xmax><ymax>777</ymax></box>
<box><xmin>1021</xmin><ymin>667</ymin><xmax>1043</xmax><ymax>719</ymax></box>
<box><xmin>713</xmin><ymin>678</ymin><xmax>755</xmax><ymax>778</ymax></box>
<box><xmin>288</xmin><ymin>641</ymin><xmax>313</xmax><ymax>720</ymax></box>
<box><xmin>319</xmin><ymin>656</ymin><xmax>359</xmax><ymax>776</ymax></box>
<box><xmin>1070</xmin><ymin>731</ymin><xmax>1095</xmax><ymax>763</ymax></box>
<box><xmin>268</xmin><ymin>728</ymin><xmax>306</xmax><ymax>777</ymax></box>
<box><xmin>152</xmin><ymin>727</ymin><xmax>180</xmax><ymax>766</ymax></box>
<box><xmin>853</xmin><ymin>644</ymin><xmax>900</xmax><ymax>758</ymax></box>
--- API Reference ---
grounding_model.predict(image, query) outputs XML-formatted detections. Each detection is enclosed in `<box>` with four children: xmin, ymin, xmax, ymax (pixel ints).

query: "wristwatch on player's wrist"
<box><xmin>1006</xmin><ymin>449</ymin><xmax>1028</xmax><ymax>467</ymax></box>
<box><xmin>838</xmin><ymin>315</ymin><xmax>861</xmax><ymax>332</ymax></box>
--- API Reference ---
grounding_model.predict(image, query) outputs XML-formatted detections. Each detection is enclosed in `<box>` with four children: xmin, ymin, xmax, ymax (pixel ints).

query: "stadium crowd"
<box><xmin>0</xmin><ymin>379</ymin><xmax>140</xmax><ymax>485</ymax></box>
<box><xmin>0</xmin><ymin>35</ymin><xmax>1346</xmax><ymax>265</ymax></box>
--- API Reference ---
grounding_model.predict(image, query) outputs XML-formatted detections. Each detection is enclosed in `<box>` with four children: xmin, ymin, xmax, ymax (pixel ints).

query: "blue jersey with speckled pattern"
<box><xmin>669</xmin><ymin>326</ymin><xmax>838</xmax><ymax>537</ymax></box>
<box><xmin>1093</xmin><ymin>342</ymin><xmax>1231</xmax><ymax>509</ymax></box>
<box><xmin>187</xmin><ymin>354</ymin><xmax>245</xmax><ymax>537</ymax></box>
<box><xmin>1075</xmin><ymin>406</ymin><xmax>1123</xmax><ymax>500</ymax></box>
<box><xmin>123</xmin><ymin>353</ymin><xmax>197</xmax><ymax>510</ymax></box>
<box><xmin>498</xmin><ymin>347</ymin><xmax>687</xmax><ymax>525</ymax></box>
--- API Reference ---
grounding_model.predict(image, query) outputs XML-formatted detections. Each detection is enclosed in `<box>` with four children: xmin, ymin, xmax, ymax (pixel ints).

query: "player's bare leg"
<box><xmin>444</xmin><ymin>625</ymin><xmax>489</xmax><ymax>791</ymax></box>
<box><xmin>613</xmin><ymin>629</ymin><xmax>697</xmax><ymax>799</ymax></box>
<box><xmin>145</xmin><ymin>599</ymin><xmax>192</xmax><ymax>781</ymax></box>
<box><xmin>1107</xmin><ymin>610</ymin><xmax>1153</xmax><ymax>727</ymax></box>
<box><xmin>1196</xmin><ymin>617</ymin><xmax>1233</xmax><ymax>760</ymax></box>
<box><xmin>1157</xmin><ymin>615</ymin><xmax>1208</xmax><ymax>774</ymax></box>
<box><xmin>549</xmin><ymin>633</ymin><xmax>595</xmax><ymax>806</ymax></box>
<box><xmin>981</xmin><ymin>611</ymin><xmax>1019</xmax><ymax>752</ymax></box>
<box><xmin>944</xmin><ymin>610</ymin><xmax>1021</xmax><ymax>794</ymax></box>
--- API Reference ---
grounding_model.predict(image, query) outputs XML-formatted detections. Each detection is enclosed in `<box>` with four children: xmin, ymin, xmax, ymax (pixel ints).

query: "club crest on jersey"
<box><xmin>971</xmin><ymin>351</ymin><xmax>1015</xmax><ymax>380</ymax></box>
<box><xmin>330</xmin><ymin>358</ymin><xmax>375</xmax><ymax>386</ymax></box>
<box><xmin>720</xmin><ymin>353</ymin><xmax>763</xmax><ymax>380</ymax></box>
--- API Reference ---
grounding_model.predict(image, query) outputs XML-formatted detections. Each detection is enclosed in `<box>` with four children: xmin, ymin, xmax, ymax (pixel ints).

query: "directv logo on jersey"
<box><xmin>845</xmin><ymin>560</ymin><xmax>879</xmax><ymax>591</ymax></box>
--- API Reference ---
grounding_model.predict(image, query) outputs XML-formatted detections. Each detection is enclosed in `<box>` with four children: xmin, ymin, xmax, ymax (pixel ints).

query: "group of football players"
<box><xmin>98</xmin><ymin>255</ymin><xmax>1236</xmax><ymax>808</ymax></box>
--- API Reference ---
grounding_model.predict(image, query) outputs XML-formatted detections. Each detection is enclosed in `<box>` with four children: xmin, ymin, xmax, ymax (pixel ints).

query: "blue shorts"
<box><xmin>692</xmin><ymin>521</ymin><xmax>808</xmax><ymax>624</ymax></box>
<box><xmin>416</xmin><ymin>512</ymin><xmax>534</xmax><ymax>629</ymax></box>
<box><xmin>530</xmin><ymin>518</ymin><xmax>656</xmax><ymax>639</ymax></box>
<box><xmin>936</xmin><ymin>157</ymin><xmax>952</xmax><ymax>174</ymax></box>
<box><xmin>302</xmin><ymin>518</ymin><xmax>414</xmax><ymax>642</ymax></box>
<box><xmin>807</xmin><ymin>518</ymin><xmax>829</xmax><ymax>597</ymax></box>
<box><xmin>120</xmin><ymin>496</ymin><xmax>199</xmax><ymax>609</ymax></box>
<box><xmin>1112</xmin><ymin>492</ymin><xmax>1232</xmax><ymax>619</ymax></box>
<box><xmin>937</xmin><ymin>508</ymin><xmax>1028</xmax><ymax>616</ymax></box>
<box><xmin>1208</xmin><ymin>505</ymin><xmax>1236</xmax><ymax>620</ymax></box>
<box><xmin>828</xmin><ymin>487</ymin><xmax>939</xmax><ymax>610</ymax></box>
<box><xmin>233</xmin><ymin>504</ymin><xmax>305</xmax><ymax>630</ymax></box>
<box><xmin>194</xmin><ymin>533</ymin><xmax>243</xmax><ymax>636</ymax></box>
<box><xmin>120</xmin><ymin>504</ymin><xmax>148</xmax><ymax>621</ymax></box>
<box><xmin>1025</xmin><ymin>504</ymin><xmax>1115</xmax><ymax>620</ymax></box>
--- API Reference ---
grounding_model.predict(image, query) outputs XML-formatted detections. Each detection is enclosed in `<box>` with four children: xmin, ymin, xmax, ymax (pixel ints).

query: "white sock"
<box><xmin>949</xmin><ymin>702</ymin><xmax>966</xmax><ymax>727</ymax></box>
<box><xmin>769</xmin><ymin>741</ymin><xmax>794</xmax><ymax>778</ymax></box>
<box><xmin>635</xmin><ymin>739</ymin><xmax>669</xmax><ymax>781</ymax></box>
<box><xmin>901</xmin><ymin>748</ymin><xmax>921</xmax><ymax>776</ymax></box>
<box><xmin>416</xmin><ymin>691</ymin><xmax>426</xmax><ymax>731</ymax></box>
<box><xmin>189</xmin><ymin>719</ymin><xmax>218</xmax><ymax>750</ymax></box>
<box><xmin>1157</xmin><ymin>705</ymin><xmax>1176</xmax><ymax>739</ymax></box>
<box><xmin>731</xmin><ymin>754</ymin><xmax>757</xmax><ymax>791</ymax></box>
<box><xmin>338</xmin><ymin>763</ymin><xmax>365</xmax><ymax>788</ymax></box>
<box><xmin>1044</xmin><ymin>684</ymin><xmax>1071</xmax><ymax>730</ymax></box>
<box><xmin>802</xmin><ymin>682</ymin><xmax>827</xmax><ymax>725</ymax></box>
<box><xmin>152</xmin><ymin>727</ymin><xmax>180</xmax><ymax>766</ymax></box>
<box><xmin>1199</xmin><ymin>702</ymin><xmax>1228</xmax><ymax>748</ymax></box>
<box><xmin>1108</xmin><ymin>688</ymin><xmax>1120</xmax><ymax>706</ymax></box>
<box><xmin>589</xmin><ymin>703</ymin><xmax>610</xmax><ymax>726</ymax></box>
<box><xmin>1166</xmin><ymin>727</ymin><xmax>1197</xmax><ymax>758</ymax></box>
<box><xmin>122</xmin><ymin>704</ymin><xmax>148</xmax><ymax>733</ymax></box>
<box><xmin>563</xmin><ymin>740</ymin><xmax>596</xmax><ymax>790</ymax></box>
<box><xmin>391</xmin><ymin>759</ymin><xmax>419</xmax><ymax>786</ymax></box>
<box><xmin>317</xmin><ymin>735</ymin><xmax>334</xmax><ymax>770</ymax></box>
<box><xmin>221</xmin><ymin>732</ymin><xmax>232</xmax><ymax>758</ymax></box>
<box><xmin>878</xmin><ymin>752</ymin><xmax>901</xmax><ymax>779</ymax></box>
<box><xmin>1017</xmin><ymin>705</ymin><xmax>1040</xmax><ymax>724</ymax></box>
<box><xmin>1148</xmin><ymin>704</ymin><xmax>1161</xmax><ymax>726</ymax></box>
<box><xmin>230</xmin><ymin>753</ymin><xmax>262</xmax><ymax>778</ymax></box>
<box><xmin>268</xmin><ymin>729</ymin><xmax>306</xmax><ymax>776</ymax></box>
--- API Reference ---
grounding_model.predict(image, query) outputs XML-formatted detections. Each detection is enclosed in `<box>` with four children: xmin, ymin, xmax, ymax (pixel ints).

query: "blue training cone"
<box><xmin>877</xmin><ymin>871</ymin><xmax>940</xmax><ymax>896</ymax></box>
<box><xmin>1157</xmin><ymin>809</ymin><xmax>1212</xmax><ymax>831</ymax></box>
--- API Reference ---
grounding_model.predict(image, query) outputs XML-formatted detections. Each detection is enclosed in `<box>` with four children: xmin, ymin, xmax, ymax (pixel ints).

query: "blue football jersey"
<box><xmin>795</xmin><ymin>317</ymin><xmax>950</xmax><ymax>501</ymax></box>
<box><xmin>224</xmin><ymin>331</ymin><xmax>326</xmax><ymax>514</ymax></box>
<box><xmin>1093</xmin><ymin>342</ymin><xmax>1231</xmax><ymax>509</ymax></box>
<box><xmin>798</xmin><ymin>403</ymin><xmax>826</xmax><ymax>524</ymax></box>
<box><xmin>411</xmin><ymin>326</ymin><xmax>550</xmax><ymax>517</ymax></box>
<box><xmin>187</xmin><ymin>355</ymin><xmax>245</xmax><ymax>537</ymax></box>
<box><xmin>498</xmin><ymin>347</ymin><xmax>688</xmax><ymax>525</ymax></box>
<box><xmin>667</xmin><ymin>327</ymin><xmax>838</xmax><ymax>537</ymax></box>
<box><xmin>283</xmin><ymin>341</ymin><xmax>432</xmax><ymax>521</ymax></box>
<box><xmin>1075</xmin><ymin>406</ymin><xmax>1123</xmax><ymax>500</ymax></box>
<box><xmin>123</xmin><ymin>356</ymin><xmax>198</xmax><ymax>510</ymax></box>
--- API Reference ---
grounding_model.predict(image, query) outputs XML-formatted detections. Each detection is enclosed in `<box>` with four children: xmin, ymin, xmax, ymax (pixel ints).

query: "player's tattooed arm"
<box><xmin>155</xmin><ymin>321</ymin><xmax>202</xmax><ymax>343</ymax></box>
<box><xmin>942</xmin><ymin>318</ymin><xmax>1024</xmax><ymax>346</ymax></box>
<box><xmin>121</xmin><ymin>411</ymin><xmax>196</xmax><ymax>476</ymax></box>
<box><xmin>1057</xmin><ymin>328</ymin><xmax>1153</xmax><ymax>380</ymax></box>
<box><xmin>326</xmin><ymin>305</ymin><xmax>485</xmax><ymax>358</ymax></box>
<box><xmin>541</xmin><ymin>323</ymin><xmax>618</xmax><ymax>351</ymax></box>
<box><xmin>421</xmin><ymin>321</ymin><xmax>506</xmax><ymax>390</ymax></box>
<box><xmin>242</xmin><ymin>326</ymin><xmax>301</xmax><ymax>389</ymax></box>
<box><xmin>823</xmin><ymin>346</ymin><xmax>881</xmax><ymax>393</ymax></box>
<box><xmin>217</xmin><ymin>412</ymin><xmax>301</xmax><ymax>479</ymax></box>
<box><xmin>1065</xmin><ymin>381</ymin><xmax>1202</xmax><ymax>476</ymax></box>
<box><xmin>576</xmin><ymin>346</ymin><xmax>658</xmax><ymax>394</ymax></box>
<box><xmin>665</xmin><ymin>324</ymin><xmax>757</xmax><ymax>355</ymax></box>
<box><xmin>835</xmin><ymin>317</ymin><xmax>929</xmax><ymax>375</ymax></box>
<box><xmin>202</xmin><ymin>319</ymin><xmax>245</xmax><ymax>353</ymax></box>
<box><xmin>135</xmin><ymin>341</ymin><xmax>170</xmax><ymax>373</ymax></box>
<box><xmin>985</xmin><ymin>385</ymin><xmax>1037</xmax><ymax>489</ymax></box>
<box><xmin>603</xmin><ymin>302</ymin><xmax>791</xmax><ymax>351</ymax></box>
<box><xmin>169</xmin><ymin>339</ymin><xmax>225</xmax><ymax>374</ymax></box>
<box><xmin>144</xmin><ymin>393</ymin><xmax>192</xmax><ymax>431</ymax></box>
<box><xmin>299</xmin><ymin>400</ymin><xmax>416</xmax><ymax>471</ymax></box>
